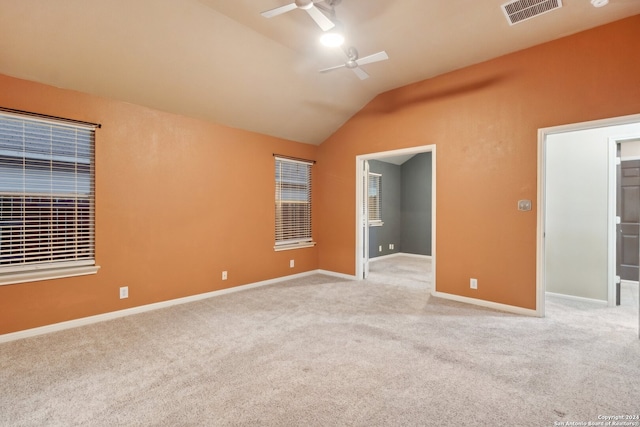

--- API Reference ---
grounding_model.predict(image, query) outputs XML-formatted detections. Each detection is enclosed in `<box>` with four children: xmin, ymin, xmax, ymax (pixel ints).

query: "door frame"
<box><xmin>537</xmin><ymin>113</ymin><xmax>640</xmax><ymax>317</ymax></box>
<box><xmin>363</xmin><ymin>159</ymin><xmax>370</xmax><ymax>279</ymax></box>
<box><xmin>355</xmin><ymin>145</ymin><xmax>436</xmax><ymax>286</ymax></box>
<box><xmin>613</xmin><ymin>139</ymin><xmax>640</xmax><ymax>303</ymax></box>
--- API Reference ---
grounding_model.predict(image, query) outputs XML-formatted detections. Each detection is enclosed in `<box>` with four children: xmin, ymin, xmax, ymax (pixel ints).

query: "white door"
<box><xmin>362</xmin><ymin>160</ymin><xmax>370</xmax><ymax>279</ymax></box>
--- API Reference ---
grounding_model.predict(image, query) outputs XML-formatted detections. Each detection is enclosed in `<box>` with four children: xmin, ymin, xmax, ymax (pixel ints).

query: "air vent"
<box><xmin>502</xmin><ymin>0</ymin><xmax>563</xmax><ymax>25</ymax></box>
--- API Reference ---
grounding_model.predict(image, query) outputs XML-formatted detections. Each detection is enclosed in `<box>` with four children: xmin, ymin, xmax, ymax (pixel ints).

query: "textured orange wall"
<box><xmin>316</xmin><ymin>15</ymin><xmax>640</xmax><ymax>310</ymax></box>
<box><xmin>0</xmin><ymin>75</ymin><xmax>317</xmax><ymax>335</ymax></box>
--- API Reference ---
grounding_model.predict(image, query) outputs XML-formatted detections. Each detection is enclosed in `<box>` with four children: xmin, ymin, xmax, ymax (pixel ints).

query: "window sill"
<box><xmin>274</xmin><ymin>242</ymin><xmax>317</xmax><ymax>251</ymax></box>
<box><xmin>369</xmin><ymin>221</ymin><xmax>384</xmax><ymax>227</ymax></box>
<box><xmin>0</xmin><ymin>265</ymin><xmax>100</xmax><ymax>286</ymax></box>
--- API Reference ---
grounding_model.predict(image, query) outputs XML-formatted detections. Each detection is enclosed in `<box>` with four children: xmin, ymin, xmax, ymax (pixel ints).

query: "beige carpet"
<box><xmin>1</xmin><ymin>255</ymin><xmax>638</xmax><ymax>426</ymax></box>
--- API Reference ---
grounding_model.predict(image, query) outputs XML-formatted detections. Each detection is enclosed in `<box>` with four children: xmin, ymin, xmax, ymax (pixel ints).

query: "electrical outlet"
<box><xmin>119</xmin><ymin>286</ymin><xmax>128</xmax><ymax>299</ymax></box>
<box><xmin>222</xmin><ymin>271</ymin><xmax>227</xmax><ymax>280</ymax></box>
<box><xmin>290</xmin><ymin>259</ymin><xmax>294</xmax><ymax>268</ymax></box>
<box><xmin>389</xmin><ymin>244</ymin><xmax>394</xmax><ymax>250</ymax></box>
<box><xmin>470</xmin><ymin>278</ymin><xmax>478</xmax><ymax>290</ymax></box>
<box><xmin>517</xmin><ymin>200</ymin><xmax>532</xmax><ymax>211</ymax></box>
<box><xmin>379</xmin><ymin>245</ymin><xmax>382</xmax><ymax>252</ymax></box>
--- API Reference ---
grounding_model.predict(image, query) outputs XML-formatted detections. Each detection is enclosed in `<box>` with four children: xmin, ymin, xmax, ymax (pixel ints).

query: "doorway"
<box><xmin>617</xmin><ymin>139</ymin><xmax>640</xmax><ymax>297</ymax></box>
<box><xmin>538</xmin><ymin>113</ymin><xmax>640</xmax><ymax>335</ymax></box>
<box><xmin>355</xmin><ymin>145</ymin><xmax>436</xmax><ymax>289</ymax></box>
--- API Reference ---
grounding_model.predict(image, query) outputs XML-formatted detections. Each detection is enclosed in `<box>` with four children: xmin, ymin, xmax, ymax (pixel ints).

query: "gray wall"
<box><xmin>368</xmin><ymin>160</ymin><xmax>401</xmax><ymax>257</ymax></box>
<box><xmin>401</xmin><ymin>152</ymin><xmax>432</xmax><ymax>256</ymax></box>
<box><xmin>368</xmin><ymin>152</ymin><xmax>432</xmax><ymax>258</ymax></box>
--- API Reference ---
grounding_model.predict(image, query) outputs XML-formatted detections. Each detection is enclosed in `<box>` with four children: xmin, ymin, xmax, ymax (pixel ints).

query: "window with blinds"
<box><xmin>0</xmin><ymin>111</ymin><xmax>96</xmax><ymax>276</ymax></box>
<box><xmin>368</xmin><ymin>172</ymin><xmax>382</xmax><ymax>225</ymax></box>
<box><xmin>274</xmin><ymin>157</ymin><xmax>315</xmax><ymax>250</ymax></box>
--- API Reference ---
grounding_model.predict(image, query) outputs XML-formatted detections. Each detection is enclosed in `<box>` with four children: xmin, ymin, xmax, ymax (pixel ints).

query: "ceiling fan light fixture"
<box><xmin>320</xmin><ymin>31</ymin><xmax>345</xmax><ymax>47</ymax></box>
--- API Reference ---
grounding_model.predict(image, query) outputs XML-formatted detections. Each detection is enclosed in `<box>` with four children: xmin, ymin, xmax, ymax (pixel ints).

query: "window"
<box><xmin>368</xmin><ymin>172</ymin><xmax>383</xmax><ymax>226</ymax></box>
<box><xmin>0</xmin><ymin>111</ymin><xmax>98</xmax><ymax>285</ymax></box>
<box><xmin>274</xmin><ymin>156</ymin><xmax>315</xmax><ymax>250</ymax></box>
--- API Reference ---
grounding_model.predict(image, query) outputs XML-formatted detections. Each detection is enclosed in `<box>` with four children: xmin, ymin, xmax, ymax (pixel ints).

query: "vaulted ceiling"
<box><xmin>1</xmin><ymin>1</ymin><xmax>639</xmax><ymax>144</ymax></box>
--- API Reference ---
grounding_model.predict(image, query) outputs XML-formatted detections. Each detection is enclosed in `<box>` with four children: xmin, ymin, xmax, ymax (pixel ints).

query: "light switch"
<box><xmin>518</xmin><ymin>200</ymin><xmax>532</xmax><ymax>211</ymax></box>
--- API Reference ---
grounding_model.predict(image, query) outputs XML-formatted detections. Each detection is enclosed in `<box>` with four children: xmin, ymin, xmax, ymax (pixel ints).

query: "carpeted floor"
<box><xmin>1</xmin><ymin>255</ymin><xmax>638</xmax><ymax>427</ymax></box>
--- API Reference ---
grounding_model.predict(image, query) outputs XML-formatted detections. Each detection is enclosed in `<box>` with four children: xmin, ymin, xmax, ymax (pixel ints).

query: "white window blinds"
<box><xmin>368</xmin><ymin>172</ymin><xmax>382</xmax><ymax>224</ymax></box>
<box><xmin>274</xmin><ymin>156</ymin><xmax>315</xmax><ymax>250</ymax></box>
<box><xmin>0</xmin><ymin>111</ymin><xmax>96</xmax><ymax>274</ymax></box>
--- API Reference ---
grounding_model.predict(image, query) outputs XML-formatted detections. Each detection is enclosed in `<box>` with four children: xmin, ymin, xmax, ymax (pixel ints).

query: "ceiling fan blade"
<box><xmin>305</xmin><ymin>5</ymin><xmax>335</xmax><ymax>31</ymax></box>
<box><xmin>352</xmin><ymin>67</ymin><xmax>370</xmax><ymax>80</ymax></box>
<box><xmin>261</xmin><ymin>3</ymin><xmax>298</xmax><ymax>18</ymax></box>
<box><xmin>356</xmin><ymin>51</ymin><xmax>389</xmax><ymax>66</ymax></box>
<box><xmin>319</xmin><ymin>64</ymin><xmax>347</xmax><ymax>73</ymax></box>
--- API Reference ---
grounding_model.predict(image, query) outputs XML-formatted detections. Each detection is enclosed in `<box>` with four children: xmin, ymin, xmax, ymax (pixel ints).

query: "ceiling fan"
<box><xmin>319</xmin><ymin>47</ymin><xmax>389</xmax><ymax>80</ymax></box>
<box><xmin>261</xmin><ymin>0</ymin><xmax>336</xmax><ymax>31</ymax></box>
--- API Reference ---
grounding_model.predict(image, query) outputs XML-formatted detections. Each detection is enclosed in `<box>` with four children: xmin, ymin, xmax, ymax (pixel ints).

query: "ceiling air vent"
<box><xmin>502</xmin><ymin>0</ymin><xmax>563</xmax><ymax>25</ymax></box>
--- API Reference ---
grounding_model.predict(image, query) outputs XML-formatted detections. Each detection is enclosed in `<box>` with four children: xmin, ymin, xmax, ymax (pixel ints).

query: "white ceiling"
<box><xmin>0</xmin><ymin>0</ymin><xmax>638</xmax><ymax>145</ymax></box>
<box><xmin>376</xmin><ymin>154</ymin><xmax>416</xmax><ymax>166</ymax></box>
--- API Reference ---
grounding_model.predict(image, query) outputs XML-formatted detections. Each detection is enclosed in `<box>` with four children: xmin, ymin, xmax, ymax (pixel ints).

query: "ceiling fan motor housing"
<box><xmin>346</xmin><ymin>46</ymin><xmax>359</xmax><ymax>60</ymax></box>
<box><xmin>295</xmin><ymin>0</ymin><xmax>314</xmax><ymax>9</ymax></box>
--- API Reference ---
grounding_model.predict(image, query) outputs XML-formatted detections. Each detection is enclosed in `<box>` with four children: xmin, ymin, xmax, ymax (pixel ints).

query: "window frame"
<box><xmin>368</xmin><ymin>172</ymin><xmax>383</xmax><ymax>227</ymax></box>
<box><xmin>0</xmin><ymin>111</ymin><xmax>99</xmax><ymax>286</ymax></box>
<box><xmin>274</xmin><ymin>156</ymin><xmax>315</xmax><ymax>251</ymax></box>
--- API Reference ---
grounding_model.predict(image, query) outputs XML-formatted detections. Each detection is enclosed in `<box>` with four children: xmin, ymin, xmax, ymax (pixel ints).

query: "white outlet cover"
<box><xmin>119</xmin><ymin>287</ymin><xmax>128</xmax><ymax>299</ymax></box>
<box><xmin>517</xmin><ymin>200</ymin><xmax>532</xmax><ymax>211</ymax></box>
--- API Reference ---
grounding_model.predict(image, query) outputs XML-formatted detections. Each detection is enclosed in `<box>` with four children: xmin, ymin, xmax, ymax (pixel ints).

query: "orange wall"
<box><xmin>2</xmin><ymin>16</ymin><xmax>639</xmax><ymax>335</ymax></box>
<box><xmin>316</xmin><ymin>15</ymin><xmax>640</xmax><ymax>310</ymax></box>
<box><xmin>0</xmin><ymin>75</ymin><xmax>318</xmax><ymax>335</ymax></box>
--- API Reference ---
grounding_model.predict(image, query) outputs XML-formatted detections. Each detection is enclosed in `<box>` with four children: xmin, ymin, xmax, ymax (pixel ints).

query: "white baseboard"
<box><xmin>317</xmin><ymin>269</ymin><xmax>357</xmax><ymax>280</ymax></box>
<box><xmin>545</xmin><ymin>291</ymin><xmax>608</xmax><ymax>305</ymax></box>
<box><xmin>369</xmin><ymin>253</ymin><xmax>398</xmax><ymax>262</ymax></box>
<box><xmin>2</xmin><ymin>267</ymin><xmax>539</xmax><ymax>343</ymax></box>
<box><xmin>431</xmin><ymin>290</ymin><xmax>539</xmax><ymax>317</ymax></box>
<box><xmin>399</xmin><ymin>253</ymin><xmax>432</xmax><ymax>260</ymax></box>
<box><xmin>0</xmin><ymin>270</ymin><xmax>333</xmax><ymax>344</ymax></box>
<box><xmin>369</xmin><ymin>252</ymin><xmax>432</xmax><ymax>262</ymax></box>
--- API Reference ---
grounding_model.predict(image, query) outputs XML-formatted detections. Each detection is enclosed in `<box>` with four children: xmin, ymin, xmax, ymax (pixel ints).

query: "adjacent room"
<box><xmin>1</xmin><ymin>1</ymin><xmax>639</xmax><ymax>425</ymax></box>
